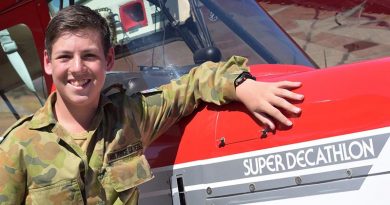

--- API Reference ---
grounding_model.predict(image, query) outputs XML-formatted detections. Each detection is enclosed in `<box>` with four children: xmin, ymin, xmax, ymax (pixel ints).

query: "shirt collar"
<box><xmin>28</xmin><ymin>92</ymin><xmax>113</xmax><ymax>130</ymax></box>
<box><xmin>28</xmin><ymin>92</ymin><xmax>57</xmax><ymax>129</ymax></box>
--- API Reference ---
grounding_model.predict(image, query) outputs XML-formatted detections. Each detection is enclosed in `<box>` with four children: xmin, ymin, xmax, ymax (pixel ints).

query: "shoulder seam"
<box><xmin>0</xmin><ymin>114</ymin><xmax>34</xmax><ymax>144</ymax></box>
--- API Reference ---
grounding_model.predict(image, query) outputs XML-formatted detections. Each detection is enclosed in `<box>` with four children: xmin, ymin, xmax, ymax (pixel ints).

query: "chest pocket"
<box><xmin>26</xmin><ymin>179</ymin><xmax>84</xmax><ymax>205</ymax></box>
<box><xmin>104</xmin><ymin>154</ymin><xmax>153</xmax><ymax>193</ymax></box>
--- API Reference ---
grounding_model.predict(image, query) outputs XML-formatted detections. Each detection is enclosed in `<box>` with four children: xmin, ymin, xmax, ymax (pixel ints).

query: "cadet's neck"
<box><xmin>54</xmin><ymin>95</ymin><xmax>99</xmax><ymax>134</ymax></box>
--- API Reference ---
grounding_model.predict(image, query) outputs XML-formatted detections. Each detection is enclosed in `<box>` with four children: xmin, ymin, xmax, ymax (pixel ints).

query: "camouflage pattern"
<box><xmin>0</xmin><ymin>56</ymin><xmax>249</xmax><ymax>204</ymax></box>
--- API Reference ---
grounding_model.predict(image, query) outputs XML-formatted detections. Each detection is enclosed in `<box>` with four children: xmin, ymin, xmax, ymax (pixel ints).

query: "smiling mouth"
<box><xmin>68</xmin><ymin>79</ymin><xmax>91</xmax><ymax>88</ymax></box>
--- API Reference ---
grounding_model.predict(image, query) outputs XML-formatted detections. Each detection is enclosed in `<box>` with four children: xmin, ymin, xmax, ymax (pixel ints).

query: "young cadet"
<box><xmin>0</xmin><ymin>5</ymin><xmax>304</xmax><ymax>205</ymax></box>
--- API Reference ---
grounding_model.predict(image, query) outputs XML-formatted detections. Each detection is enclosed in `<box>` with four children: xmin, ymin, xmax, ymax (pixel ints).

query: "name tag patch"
<box><xmin>107</xmin><ymin>142</ymin><xmax>143</xmax><ymax>163</ymax></box>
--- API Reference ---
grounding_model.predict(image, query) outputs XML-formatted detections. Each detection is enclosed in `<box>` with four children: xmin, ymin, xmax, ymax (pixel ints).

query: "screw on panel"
<box><xmin>206</xmin><ymin>187</ymin><xmax>212</xmax><ymax>195</ymax></box>
<box><xmin>219</xmin><ymin>137</ymin><xmax>226</xmax><ymax>148</ymax></box>
<box><xmin>249</xmin><ymin>184</ymin><xmax>256</xmax><ymax>192</ymax></box>
<box><xmin>295</xmin><ymin>176</ymin><xmax>302</xmax><ymax>185</ymax></box>
<box><xmin>346</xmin><ymin>169</ymin><xmax>352</xmax><ymax>178</ymax></box>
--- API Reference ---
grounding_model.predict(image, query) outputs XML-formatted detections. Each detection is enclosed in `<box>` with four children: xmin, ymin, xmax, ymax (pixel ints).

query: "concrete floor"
<box><xmin>260</xmin><ymin>2</ymin><xmax>390</xmax><ymax>68</ymax></box>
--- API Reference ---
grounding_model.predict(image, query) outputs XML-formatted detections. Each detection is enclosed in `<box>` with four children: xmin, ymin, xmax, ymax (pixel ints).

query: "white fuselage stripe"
<box><xmin>171</xmin><ymin>158</ymin><xmax>375</xmax><ymax>194</ymax></box>
<box><xmin>163</xmin><ymin>127</ymin><xmax>390</xmax><ymax>195</ymax></box>
<box><xmin>170</xmin><ymin>126</ymin><xmax>390</xmax><ymax>170</ymax></box>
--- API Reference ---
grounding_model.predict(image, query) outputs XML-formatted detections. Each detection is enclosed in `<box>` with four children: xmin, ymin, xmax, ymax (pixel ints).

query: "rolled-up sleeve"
<box><xmin>127</xmin><ymin>56</ymin><xmax>250</xmax><ymax>146</ymax></box>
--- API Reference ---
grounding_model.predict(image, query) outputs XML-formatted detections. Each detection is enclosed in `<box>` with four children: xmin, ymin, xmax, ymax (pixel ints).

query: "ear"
<box><xmin>106</xmin><ymin>47</ymin><xmax>115</xmax><ymax>71</ymax></box>
<box><xmin>44</xmin><ymin>50</ymin><xmax>53</xmax><ymax>75</ymax></box>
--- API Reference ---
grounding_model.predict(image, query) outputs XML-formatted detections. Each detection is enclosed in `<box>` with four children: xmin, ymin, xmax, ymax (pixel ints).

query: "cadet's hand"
<box><xmin>236</xmin><ymin>79</ymin><xmax>304</xmax><ymax>130</ymax></box>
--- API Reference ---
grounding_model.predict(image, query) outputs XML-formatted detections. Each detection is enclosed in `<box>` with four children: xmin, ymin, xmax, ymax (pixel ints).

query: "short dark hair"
<box><xmin>45</xmin><ymin>5</ymin><xmax>111</xmax><ymax>57</ymax></box>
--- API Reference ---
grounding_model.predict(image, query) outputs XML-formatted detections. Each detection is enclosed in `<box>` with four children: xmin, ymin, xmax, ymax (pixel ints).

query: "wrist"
<box><xmin>235</xmin><ymin>78</ymin><xmax>256</xmax><ymax>102</ymax></box>
<box><xmin>234</xmin><ymin>72</ymin><xmax>256</xmax><ymax>88</ymax></box>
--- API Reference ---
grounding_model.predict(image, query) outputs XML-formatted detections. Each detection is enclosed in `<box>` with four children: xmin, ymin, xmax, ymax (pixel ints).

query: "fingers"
<box><xmin>270</xmin><ymin>95</ymin><xmax>302</xmax><ymax>114</ymax></box>
<box><xmin>275</xmin><ymin>81</ymin><xmax>302</xmax><ymax>89</ymax></box>
<box><xmin>255</xmin><ymin>101</ymin><xmax>292</xmax><ymax>130</ymax></box>
<box><xmin>272</xmin><ymin>82</ymin><xmax>304</xmax><ymax>115</ymax></box>
<box><xmin>265</xmin><ymin>103</ymin><xmax>293</xmax><ymax>127</ymax></box>
<box><xmin>256</xmin><ymin>89</ymin><xmax>302</xmax><ymax>129</ymax></box>
<box><xmin>253</xmin><ymin>112</ymin><xmax>276</xmax><ymax>130</ymax></box>
<box><xmin>237</xmin><ymin>80</ymin><xmax>303</xmax><ymax>130</ymax></box>
<box><xmin>275</xmin><ymin>89</ymin><xmax>304</xmax><ymax>101</ymax></box>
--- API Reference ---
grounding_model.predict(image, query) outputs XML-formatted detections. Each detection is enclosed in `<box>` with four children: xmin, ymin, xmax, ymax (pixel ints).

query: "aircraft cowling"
<box><xmin>140</xmin><ymin>58</ymin><xmax>390</xmax><ymax>205</ymax></box>
<box><xmin>145</xmin><ymin>57</ymin><xmax>390</xmax><ymax>168</ymax></box>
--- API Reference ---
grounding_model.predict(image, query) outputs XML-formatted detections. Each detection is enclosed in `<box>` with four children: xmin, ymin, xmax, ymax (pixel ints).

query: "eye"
<box><xmin>56</xmin><ymin>55</ymin><xmax>71</xmax><ymax>62</ymax></box>
<box><xmin>83</xmin><ymin>53</ymin><xmax>98</xmax><ymax>61</ymax></box>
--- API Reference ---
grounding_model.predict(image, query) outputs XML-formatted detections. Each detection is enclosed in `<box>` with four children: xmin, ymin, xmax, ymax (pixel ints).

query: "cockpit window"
<box><xmin>47</xmin><ymin>0</ymin><xmax>316</xmax><ymax>72</ymax></box>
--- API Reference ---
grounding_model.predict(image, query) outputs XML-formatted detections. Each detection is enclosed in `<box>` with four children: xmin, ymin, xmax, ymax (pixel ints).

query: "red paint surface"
<box><xmin>146</xmin><ymin>58</ymin><xmax>390</xmax><ymax>168</ymax></box>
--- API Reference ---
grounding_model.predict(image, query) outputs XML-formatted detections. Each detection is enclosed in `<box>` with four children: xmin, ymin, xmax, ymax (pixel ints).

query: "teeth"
<box><xmin>69</xmin><ymin>79</ymin><xmax>89</xmax><ymax>87</ymax></box>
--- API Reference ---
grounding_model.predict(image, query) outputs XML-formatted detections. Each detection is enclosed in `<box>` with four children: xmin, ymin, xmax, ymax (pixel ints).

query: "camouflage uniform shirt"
<box><xmin>0</xmin><ymin>56</ymin><xmax>249</xmax><ymax>204</ymax></box>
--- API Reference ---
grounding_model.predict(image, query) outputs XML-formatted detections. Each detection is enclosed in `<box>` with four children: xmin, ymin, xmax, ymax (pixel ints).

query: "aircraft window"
<box><xmin>258</xmin><ymin>0</ymin><xmax>390</xmax><ymax>68</ymax></box>
<box><xmin>113</xmin><ymin>41</ymin><xmax>194</xmax><ymax>72</ymax></box>
<box><xmin>202</xmin><ymin>0</ymin><xmax>315</xmax><ymax>67</ymax></box>
<box><xmin>0</xmin><ymin>24</ymin><xmax>45</xmax><ymax>133</ymax></box>
<box><xmin>194</xmin><ymin>1</ymin><xmax>268</xmax><ymax>65</ymax></box>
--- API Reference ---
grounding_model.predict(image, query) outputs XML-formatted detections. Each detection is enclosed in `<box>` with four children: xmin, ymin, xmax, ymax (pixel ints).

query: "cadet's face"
<box><xmin>44</xmin><ymin>29</ymin><xmax>113</xmax><ymax>107</ymax></box>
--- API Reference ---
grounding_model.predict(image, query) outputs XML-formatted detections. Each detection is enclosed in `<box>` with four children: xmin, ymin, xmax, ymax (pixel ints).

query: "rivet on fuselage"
<box><xmin>346</xmin><ymin>169</ymin><xmax>352</xmax><ymax>178</ymax></box>
<box><xmin>295</xmin><ymin>176</ymin><xmax>302</xmax><ymax>185</ymax></box>
<box><xmin>249</xmin><ymin>184</ymin><xmax>256</xmax><ymax>192</ymax></box>
<box><xmin>206</xmin><ymin>187</ymin><xmax>212</xmax><ymax>195</ymax></box>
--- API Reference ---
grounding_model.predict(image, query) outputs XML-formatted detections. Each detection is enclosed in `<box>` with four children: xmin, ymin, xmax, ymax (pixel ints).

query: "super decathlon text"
<box><xmin>243</xmin><ymin>138</ymin><xmax>375</xmax><ymax>176</ymax></box>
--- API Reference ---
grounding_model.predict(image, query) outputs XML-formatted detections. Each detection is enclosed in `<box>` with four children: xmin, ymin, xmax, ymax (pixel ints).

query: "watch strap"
<box><xmin>234</xmin><ymin>71</ymin><xmax>256</xmax><ymax>88</ymax></box>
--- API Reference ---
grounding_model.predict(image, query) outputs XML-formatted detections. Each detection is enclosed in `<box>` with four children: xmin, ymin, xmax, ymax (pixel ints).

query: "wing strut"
<box><xmin>0</xmin><ymin>29</ymin><xmax>38</xmax><ymax>93</ymax></box>
<box><xmin>0</xmin><ymin>29</ymin><xmax>44</xmax><ymax>119</ymax></box>
<box><xmin>0</xmin><ymin>92</ymin><xmax>20</xmax><ymax>119</ymax></box>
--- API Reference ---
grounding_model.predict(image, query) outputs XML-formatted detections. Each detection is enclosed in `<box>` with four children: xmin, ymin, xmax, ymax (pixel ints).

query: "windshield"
<box><xmin>47</xmin><ymin>0</ymin><xmax>315</xmax><ymax>91</ymax></box>
<box><xmin>48</xmin><ymin>0</ymin><xmax>315</xmax><ymax>70</ymax></box>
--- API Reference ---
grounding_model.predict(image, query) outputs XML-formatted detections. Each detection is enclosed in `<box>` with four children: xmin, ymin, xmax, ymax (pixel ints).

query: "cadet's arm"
<box><xmin>132</xmin><ymin>55</ymin><xmax>304</xmax><ymax>146</ymax></box>
<box><xmin>131</xmin><ymin>56</ymin><xmax>248</xmax><ymax>146</ymax></box>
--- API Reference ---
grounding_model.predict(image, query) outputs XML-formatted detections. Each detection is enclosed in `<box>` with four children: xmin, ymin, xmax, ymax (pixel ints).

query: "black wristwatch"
<box><xmin>234</xmin><ymin>71</ymin><xmax>256</xmax><ymax>88</ymax></box>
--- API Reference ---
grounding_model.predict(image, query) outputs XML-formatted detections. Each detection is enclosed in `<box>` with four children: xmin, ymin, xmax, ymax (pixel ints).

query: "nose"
<box><xmin>69</xmin><ymin>56</ymin><xmax>86</xmax><ymax>73</ymax></box>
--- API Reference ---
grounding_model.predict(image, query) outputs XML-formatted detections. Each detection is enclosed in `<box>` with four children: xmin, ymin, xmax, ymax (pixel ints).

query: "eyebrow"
<box><xmin>53</xmin><ymin>48</ymin><xmax>100</xmax><ymax>55</ymax></box>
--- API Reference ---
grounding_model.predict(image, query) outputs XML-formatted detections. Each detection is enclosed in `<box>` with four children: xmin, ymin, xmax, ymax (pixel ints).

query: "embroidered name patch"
<box><xmin>107</xmin><ymin>141</ymin><xmax>143</xmax><ymax>163</ymax></box>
